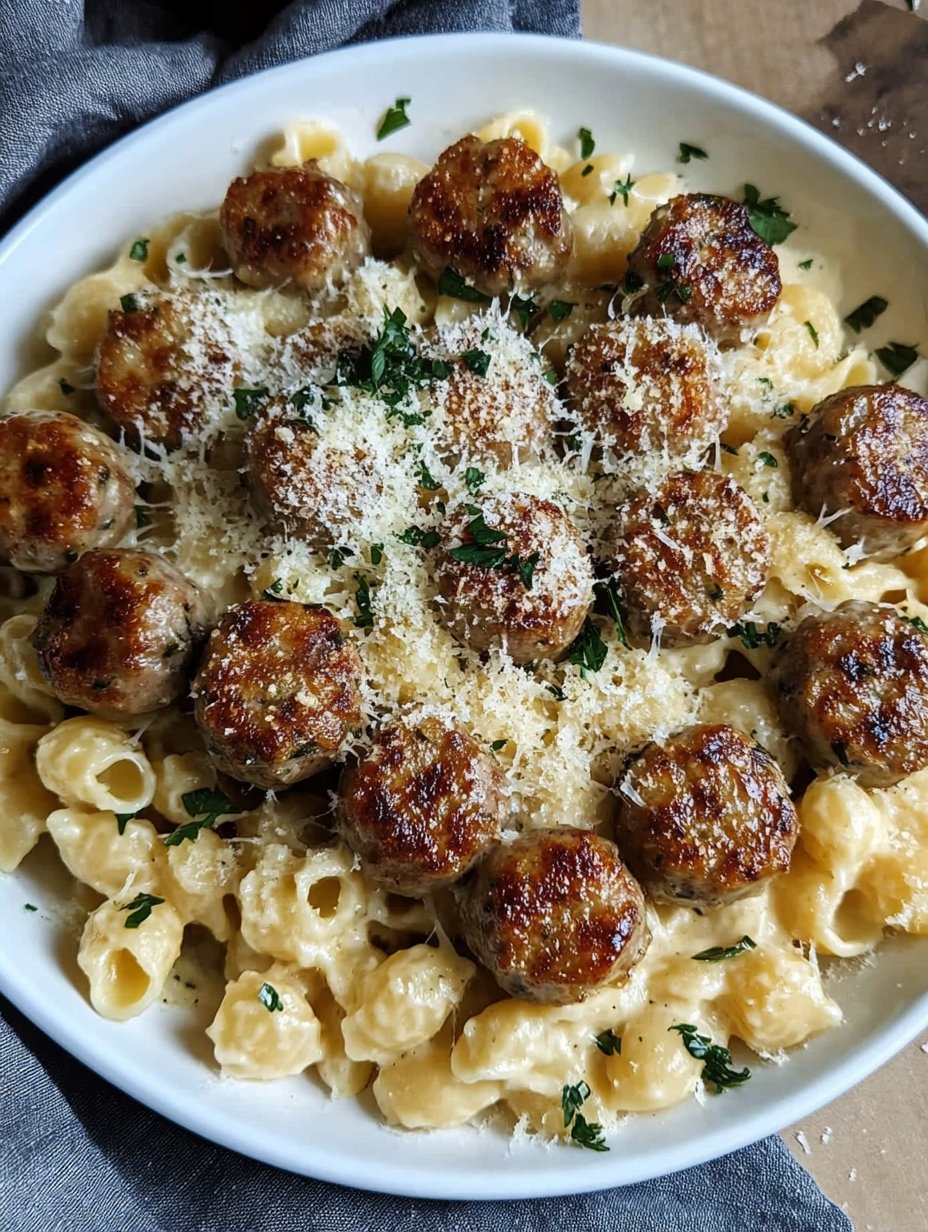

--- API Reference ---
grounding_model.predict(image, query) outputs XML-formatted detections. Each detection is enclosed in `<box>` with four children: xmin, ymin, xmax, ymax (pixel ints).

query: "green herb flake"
<box><xmin>804</xmin><ymin>320</ymin><xmax>819</xmax><ymax>348</ymax></box>
<box><xmin>844</xmin><ymin>295</ymin><xmax>888</xmax><ymax>333</ymax></box>
<box><xmin>509</xmin><ymin>292</ymin><xmax>538</xmax><ymax>330</ymax></box>
<box><xmin>609</xmin><ymin>174</ymin><xmax>636</xmax><ymax>207</ymax></box>
<box><xmin>376</xmin><ymin>97</ymin><xmax>411</xmax><ymax>140</ymax></box>
<box><xmin>580</xmin><ymin>164</ymin><xmax>594</xmax><ymax>177</ymax></box>
<box><xmin>328</xmin><ymin>546</ymin><xmax>354</xmax><ymax>569</ymax></box>
<box><xmin>58</xmin><ymin>378</ymin><xmax>76</xmax><ymax>395</ymax></box>
<box><xmin>121</xmin><ymin>892</ymin><xmax>165</xmax><ymax>929</ymax></box>
<box><xmin>678</xmin><ymin>142</ymin><xmax>708</xmax><ymax>164</ymax></box>
<box><xmin>547</xmin><ymin>683</ymin><xmax>566</xmax><ymax>701</ymax></box>
<box><xmin>448</xmin><ymin>542</ymin><xmax>509</xmax><ymax>569</ymax></box>
<box><xmin>566</xmin><ymin>618</ymin><xmax>608</xmax><ymax>678</ymax></box>
<box><xmin>437</xmin><ymin>267</ymin><xmax>491</xmax><ymax>304</ymax></box>
<box><xmin>463</xmin><ymin>466</ymin><xmax>485</xmax><ymax>492</ymax></box>
<box><xmin>258</xmin><ymin>982</ymin><xmax>284</xmax><ymax>1012</ymax></box>
<box><xmin>129</xmin><ymin>238</ymin><xmax>149</xmax><ymax>262</ymax></box>
<box><xmin>727</xmin><ymin>620</ymin><xmax>781</xmax><ymax>650</ymax></box>
<box><xmin>233</xmin><ymin>386</ymin><xmax>269</xmax><ymax>420</ymax></box>
<box><xmin>669</xmin><ymin>1023</ymin><xmax>751</xmax><ymax>1092</ymax></box>
<box><xmin>798</xmin><ymin>258</ymin><xmax>814</xmax><ymax>271</ymax></box>
<box><xmin>595</xmin><ymin>1028</ymin><xmax>622</xmax><ymax>1056</ymax></box>
<box><xmin>595</xmin><ymin>578</ymin><xmax>628</xmax><ymax>647</ymax></box>
<box><xmin>165</xmin><ymin>788</ymin><xmax>237</xmax><ymax>846</ymax></box>
<box><xmin>876</xmin><ymin>341</ymin><xmax>920</xmax><ymax>378</ymax></box>
<box><xmin>175</xmin><ymin>252</ymin><xmax>187</xmax><ymax>264</ymax></box>
<box><xmin>397</xmin><ymin>525</ymin><xmax>440</xmax><ymax>549</ymax></box>
<box><xmin>460</xmin><ymin>347</ymin><xmax>492</xmax><ymax>377</ymax></box>
<box><xmin>512</xmin><ymin>551</ymin><xmax>540</xmax><ymax>591</ymax></box>
<box><xmin>757</xmin><ymin>451</ymin><xmax>778</xmax><ymax>469</ymax></box>
<box><xmin>578</xmin><ymin>127</ymin><xmax>595</xmax><ymax>159</ymax></box>
<box><xmin>370</xmin><ymin>543</ymin><xmax>384</xmax><ymax>566</ymax></box>
<box><xmin>560</xmin><ymin>1080</ymin><xmax>609</xmax><ymax>1152</ymax></box>
<box><xmin>262</xmin><ymin>578</ymin><xmax>284</xmax><ymax>600</ymax></box>
<box><xmin>657</xmin><ymin>252</ymin><xmax>675</xmax><ymax>270</ymax></box>
<box><xmin>548</xmin><ymin>299</ymin><xmax>575</xmax><ymax>321</ymax></box>
<box><xmin>24</xmin><ymin>903</ymin><xmax>37</xmax><ymax>912</ymax></box>
<box><xmin>561</xmin><ymin>1080</ymin><xmax>591</xmax><ymax>1127</ymax></box>
<box><xmin>134</xmin><ymin>505</ymin><xmax>150</xmax><ymax>529</ymax></box>
<box><xmin>120</xmin><ymin>293</ymin><xmax>139</xmax><ymax>313</ymax></box>
<box><xmin>354</xmin><ymin>574</ymin><xmax>375</xmax><ymax>629</ymax></box>
<box><xmin>115</xmin><ymin>811</ymin><xmax>139</xmax><ymax>836</ymax></box>
<box><xmin>742</xmin><ymin>183</ymin><xmax>797</xmax><ymax>246</ymax></box>
<box><xmin>692</xmin><ymin>935</ymin><xmax>757</xmax><ymax>962</ymax></box>
<box><xmin>905</xmin><ymin>614</ymin><xmax>928</xmax><ymax>634</ymax></box>
<box><xmin>490</xmin><ymin>738</ymin><xmax>508</xmax><ymax>752</ymax></box>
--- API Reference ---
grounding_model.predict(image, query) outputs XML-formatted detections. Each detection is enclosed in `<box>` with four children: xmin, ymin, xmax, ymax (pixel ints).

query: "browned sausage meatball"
<box><xmin>338</xmin><ymin>717</ymin><xmax>508</xmax><ymax>896</ymax></box>
<box><xmin>247</xmin><ymin>403</ymin><xmax>381</xmax><ymax>547</ymax></box>
<box><xmin>625</xmin><ymin>194</ymin><xmax>781</xmax><ymax>345</ymax></box>
<box><xmin>775</xmin><ymin>600</ymin><xmax>928</xmax><ymax>786</ymax></box>
<box><xmin>409</xmin><ymin>135</ymin><xmax>572</xmax><ymax>297</ymax></box>
<box><xmin>615</xmin><ymin>723</ymin><xmax>798</xmax><ymax>904</ymax></box>
<box><xmin>32</xmin><ymin>549</ymin><xmax>208</xmax><ymax>717</ymax></box>
<box><xmin>0</xmin><ymin>410</ymin><xmax>135</xmax><ymax>573</ymax></box>
<box><xmin>458</xmin><ymin>827</ymin><xmax>650</xmax><ymax>1004</ymax></box>
<box><xmin>613</xmin><ymin>470</ymin><xmax>770</xmax><ymax>645</ymax></box>
<box><xmin>435</xmin><ymin>493</ymin><xmax>594</xmax><ymax>664</ymax></box>
<box><xmin>95</xmin><ymin>291</ymin><xmax>236</xmax><ymax>450</ymax></box>
<box><xmin>220</xmin><ymin>163</ymin><xmax>371</xmax><ymax>291</ymax></box>
<box><xmin>788</xmin><ymin>384</ymin><xmax>928</xmax><ymax>561</ymax></box>
<box><xmin>564</xmin><ymin>317</ymin><xmax>727</xmax><ymax>461</ymax></box>
<box><xmin>193</xmin><ymin>600</ymin><xmax>363</xmax><ymax>789</ymax></box>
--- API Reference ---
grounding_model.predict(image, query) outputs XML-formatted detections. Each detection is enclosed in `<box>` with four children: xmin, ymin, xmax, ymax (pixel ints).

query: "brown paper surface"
<box><xmin>581</xmin><ymin>3</ymin><xmax>928</xmax><ymax>1228</ymax></box>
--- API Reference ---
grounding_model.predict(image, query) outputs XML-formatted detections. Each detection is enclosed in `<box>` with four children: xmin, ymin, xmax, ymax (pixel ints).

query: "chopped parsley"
<box><xmin>121</xmin><ymin>893</ymin><xmax>165</xmax><ymax>929</ymax></box>
<box><xmin>727</xmin><ymin>620</ymin><xmax>781</xmax><ymax>650</ymax></box>
<box><xmin>463</xmin><ymin>466</ymin><xmax>484</xmax><ymax>492</ymax></box>
<box><xmin>437</xmin><ymin>267</ymin><xmax>491</xmax><ymax>304</ymax></box>
<box><xmin>578</xmin><ymin>127</ymin><xmax>595</xmax><ymax>159</ymax></box>
<box><xmin>165</xmin><ymin>788</ymin><xmax>237</xmax><ymax>846</ymax></box>
<box><xmin>232</xmin><ymin>386</ymin><xmax>269</xmax><ymax>420</ymax></box>
<box><xmin>448</xmin><ymin>541</ymin><xmax>509</xmax><ymax>569</ymax></box>
<box><xmin>677</xmin><ymin>142</ymin><xmax>708</xmax><ymax>164</ymax></box>
<box><xmin>58</xmin><ymin>378</ymin><xmax>75</xmax><ymax>395</ymax></box>
<box><xmin>134</xmin><ymin>505</ymin><xmax>150</xmax><ymax>529</ymax></box>
<box><xmin>566</xmin><ymin>618</ymin><xmax>608</xmax><ymax>678</ymax></box>
<box><xmin>692</xmin><ymin>935</ymin><xmax>757</xmax><ymax>962</ymax></box>
<box><xmin>490</xmin><ymin>739</ymin><xmax>508</xmax><ymax>752</ymax></box>
<box><xmin>115</xmin><ymin>811</ymin><xmax>139</xmax><ymax>836</ymax></box>
<box><xmin>798</xmin><ymin>258</ymin><xmax>814</xmax><ymax>270</ymax></box>
<box><xmin>328</xmin><ymin>546</ymin><xmax>354</xmax><ymax>569</ymax></box>
<box><xmin>376</xmin><ymin>97</ymin><xmax>411</xmax><ymax>140</ymax></box>
<box><xmin>261</xmin><ymin>578</ymin><xmax>285</xmax><ymax>600</ymax></box>
<box><xmin>561</xmin><ymin>1081</ymin><xmax>609</xmax><ymax>1152</ymax></box>
<box><xmin>509</xmin><ymin>292</ymin><xmax>538</xmax><ymax>329</ymax></box>
<box><xmin>594</xmin><ymin>578</ymin><xmax>628</xmax><ymax>647</ymax></box>
<box><xmin>905</xmin><ymin>614</ymin><xmax>928</xmax><ymax>634</ymax></box>
<box><xmin>757</xmin><ymin>451</ymin><xmax>778</xmax><ymax>468</ymax></box>
<box><xmin>844</xmin><ymin>295</ymin><xmax>888</xmax><ymax>333</ymax></box>
<box><xmin>804</xmin><ymin>320</ymin><xmax>819</xmax><ymax>348</ymax></box>
<box><xmin>876</xmin><ymin>341</ymin><xmax>920</xmax><ymax>378</ymax></box>
<box><xmin>175</xmin><ymin>252</ymin><xmax>187</xmax><ymax>264</ymax></box>
<box><xmin>24</xmin><ymin>903</ymin><xmax>37</xmax><ymax>912</ymax></box>
<box><xmin>129</xmin><ymin>238</ymin><xmax>149</xmax><ymax>262</ymax></box>
<box><xmin>548</xmin><ymin>300</ymin><xmax>575</xmax><ymax>321</ymax></box>
<box><xmin>657</xmin><ymin>252</ymin><xmax>675</xmax><ymax>269</ymax></box>
<box><xmin>397</xmin><ymin>525</ymin><xmax>441</xmax><ymax>549</ymax></box>
<box><xmin>370</xmin><ymin>543</ymin><xmax>384</xmax><ymax>566</ymax></box>
<box><xmin>512</xmin><ymin>551</ymin><xmax>540</xmax><ymax>590</ymax></box>
<box><xmin>594</xmin><ymin>1028</ymin><xmax>622</xmax><ymax>1056</ymax></box>
<box><xmin>609</xmin><ymin>174</ymin><xmax>636</xmax><ymax>206</ymax></box>
<box><xmin>580</xmin><ymin>164</ymin><xmax>594</xmax><ymax>177</ymax></box>
<box><xmin>417</xmin><ymin>459</ymin><xmax>441</xmax><ymax>491</ymax></box>
<box><xmin>460</xmin><ymin>347</ymin><xmax>492</xmax><ymax>377</ymax></box>
<box><xmin>258</xmin><ymin>982</ymin><xmax>284</xmax><ymax>1012</ymax></box>
<box><xmin>119</xmin><ymin>293</ymin><xmax>139</xmax><ymax>313</ymax></box>
<box><xmin>354</xmin><ymin>574</ymin><xmax>375</xmax><ymax>628</ymax></box>
<box><xmin>333</xmin><ymin>306</ymin><xmax>450</xmax><ymax>415</ymax></box>
<box><xmin>546</xmin><ymin>683</ymin><xmax>566</xmax><ymax>701</ymax></box>
<box><xmin>742</xmin><ymin>183</ymin><xmax>797</xmax><ymax>245</ymax></box>
<box><xmin>669</xmin><ymin>1024</ymin><xmax>751</xmax><ymax>1092</ymax></box>
<box><xmin>447</xmin><ymin>513</ymin><xmax>539</xmax><ymax>589</ymax></box>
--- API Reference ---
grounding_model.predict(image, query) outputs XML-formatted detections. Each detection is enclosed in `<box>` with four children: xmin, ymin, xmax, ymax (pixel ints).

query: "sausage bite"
<box><xmin>435</xmin><ymin>493</ymin><xmax>594</xmax><ymax>664</ymax></box>
<box><xmin>775</xmin><ymin>599</ymin><xmax>928</xmax><ymax>787</ymax></box>
<box><xmin>612</xmin><ymin>469</ymin><xmax>770</xmax><ymax>644</ymax></box>
<box><xmin>32</xmin><ymin>548</ymin><xmax>208</xmax><ymax>717</ymax></box>
<box><xmin>625</xmin><ymin>194</ymin><xmax>781</xmax><ymax>345</ymax></box>
<box><xmin>788</xmin><ymin>384</ymin><xmax>928</xmax><ymax>561</ymax></box>
<box><xmin>95</xmin><ymin>291</ymin><xmax>236</xmax><ymax>450</ymax></box>
<box><xmin>338</xmin><ymin>717</ymin><xmax>508</xmax><ymax>896</ymax></box>
<box><xmin>193</xmin><ymin>600</ymin><xmax>363</xmax><ymax>789</ymax></box>
<box><xmin>0</xmin><ymin>410</ymin><xmax>136</xmax><ymax>573</ymax></box>
<box><xmin>409</xmin><ymin>135</ymin><xmax>572</xmax><ymax>297</ymax></box>
<box><xmin>220</xmin><ymin>163</ymin><xmax>371</xmax><ymax>291</ymax></box>
<box><xmin>615</xmin><ymin>723</ymin><xmax>799</xmax><ymax>904</ymax></box>
<box><xmin>564</xmin><ymin>317</ymin><xmax>727</xmax><ymax>462</ymax></box>
<box><xmin>458</xmin><ymin>827</ymin><xmax>650</xmax><ymax>1004</ymax></box>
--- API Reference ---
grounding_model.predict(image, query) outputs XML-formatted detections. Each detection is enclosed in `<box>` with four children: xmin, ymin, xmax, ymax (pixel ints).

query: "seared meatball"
<box><xmin>338</xmin><ymin>717</ymin><xmax>508</xmax><ymax>896</ymax></box>
<box><xmin>564</xmin><ymin>317</ymin><xmax>727</xmax><ymax>462</ymax></box>
<box><xmin>0</xmin><ymin>410</ymin><xmax>135</xmax><ymax>573</ymax></box>
<box><xmin>193</xmin><ymin>600</ymin><xmax>363</xmax><ymax>789</ymax></box>
<box><xmin>435</xmin><ymin>493</ymin><xmax>594</xmax><ymax>664</ymax></box>
<box><xmin>32</xmin><ymin>549</ymin><xmax>208</xmax><ymax>717</ymax></box>
<box><xmin>613</xmin><ymin>469</ymin><xmax>770</xmax><ymax>644</ymax></box>
<box><xmin>625</xmin><ymin>194</ymin><xmax>781</xmax><ymax>345</ymax></box>
<box><xmin>788</xmin><ymin>384</ymin><xmax>928</xmax><ymax>561</ymax></box>
<box><xmin>775</xmin><ymin>599</ymin><xmax>928</xmax><ymax>786</ymax></box>
<box><xmin>247</xmin><ymin>403</ymin><xmax>381</xmax><ymax>547</ymax></box>
<box><xmin>220</xmin><ymin>163</ymin><xmax>370</xmax><ymax>291</ymax></box>
<box><xmin>616</xmin><ymin>724</ymin><xmax>798</xmax><ymax>904</ymax></box>
<box><xmin>409</xmin><ymin>135</ymin><xmax>572</xmax><ymax>297</ymax></box>
<box><xmin>458</xmin><ymin>827</ymin><xmax>650</xmax><ymax>1004</ymax></box>
<box><xmin>96</xmin><ymin>291</ymin><xmax>236</xmax><ymax>449</ymax></box>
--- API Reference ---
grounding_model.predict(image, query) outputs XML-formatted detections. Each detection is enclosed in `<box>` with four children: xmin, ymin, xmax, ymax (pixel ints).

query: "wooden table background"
<box><xmin>582</xmin><ymin>3</ymin><xmax>928</xmax><ymax>1229</ymax></box>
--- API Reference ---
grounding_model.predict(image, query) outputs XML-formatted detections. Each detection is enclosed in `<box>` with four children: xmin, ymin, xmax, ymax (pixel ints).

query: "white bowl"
<box><xmin>2</xmin><ymin>32</ymin><xmax>927</xmax><ymax>1201</ymax></box>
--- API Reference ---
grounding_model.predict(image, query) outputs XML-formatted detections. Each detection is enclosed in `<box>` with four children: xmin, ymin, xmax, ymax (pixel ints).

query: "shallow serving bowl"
<box><xmin>1</xmin><ymin>31</ymin><xmax>927</xmax><ymax>1200</ymax></box>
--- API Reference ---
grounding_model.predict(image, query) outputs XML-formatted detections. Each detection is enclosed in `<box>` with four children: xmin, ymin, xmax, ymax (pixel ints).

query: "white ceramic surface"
<box><xmin>1</xmin><ymin>33</ymin><xmax>927</xmax><ymax>1200</ymax></box>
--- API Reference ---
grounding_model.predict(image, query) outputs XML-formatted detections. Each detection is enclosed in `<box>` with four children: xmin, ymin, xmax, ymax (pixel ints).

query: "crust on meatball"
<box><xmin>775</xmin><ymin>599</ymin><xmax>928</xmax><ymax>787</ymax></box>
<box><xmin>338</xmin><ymin>717</ymin><xmax>508</xmax><ymax>896</ymax></box>
<box><xmin>615</xmin><ymin>723</ymin><xmax>799</xmax><ymax>905</ymax></box>
<box><xmin>95</xmin><ymin>291</ymin><xmax>236</xmax><ymax>449</ymax></box>
<box><xmin>32</xmin><ymin>548</ymin><xmax>208</xmax><ymax>717</ymax></box>
<box><xmin>0</xmin><ymin>410</ymin><xmax>136</xmax><ymax>573</ymax></box>
<box><xmin>409</xmin><ymin>135</ymin><xmax>572</xmax><ymax>297</ymax></box>
<box><xmin>435</xmin><ymin>492</ymin><xmax>594</xmax><ymax>664</ymax></box>
<box><xmin>788</xmin><ymin>384</ymin><xmax>928</xmax><ymax>561</ymax></box>
<box><xmin>564</xmin><ymin>317</ymin><xmax>727</xmax><ymax>462</ymax></box>
<box><xmin>613</xmin><ymin>469</ymin><xmax>770</xmax><ymax>645</ymax></box>
<box><xmin>625</xmin><ymin>194</ymin><xmax>781</xmax><ymax>345</ymax></box>
<box><xmin>458</xmin><ymin>827</ymin><xmax>650</xmax><ymax>1004</ymax></box>
<box><xmin>220</xmin><ymin>163</ymin><xmax>371</xmax><ymax>291</ymax></box>
<box><xmin>193</xmin><ymin>600</ymin><xmax>363</xmax><ymax>789</ymax></box>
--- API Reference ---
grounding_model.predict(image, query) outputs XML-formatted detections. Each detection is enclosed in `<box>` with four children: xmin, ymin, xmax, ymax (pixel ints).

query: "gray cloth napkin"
<box><xmin>0</xmin><ymin>3</ymin><xmax>854</xmax><ymax>1230</ymax></box>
